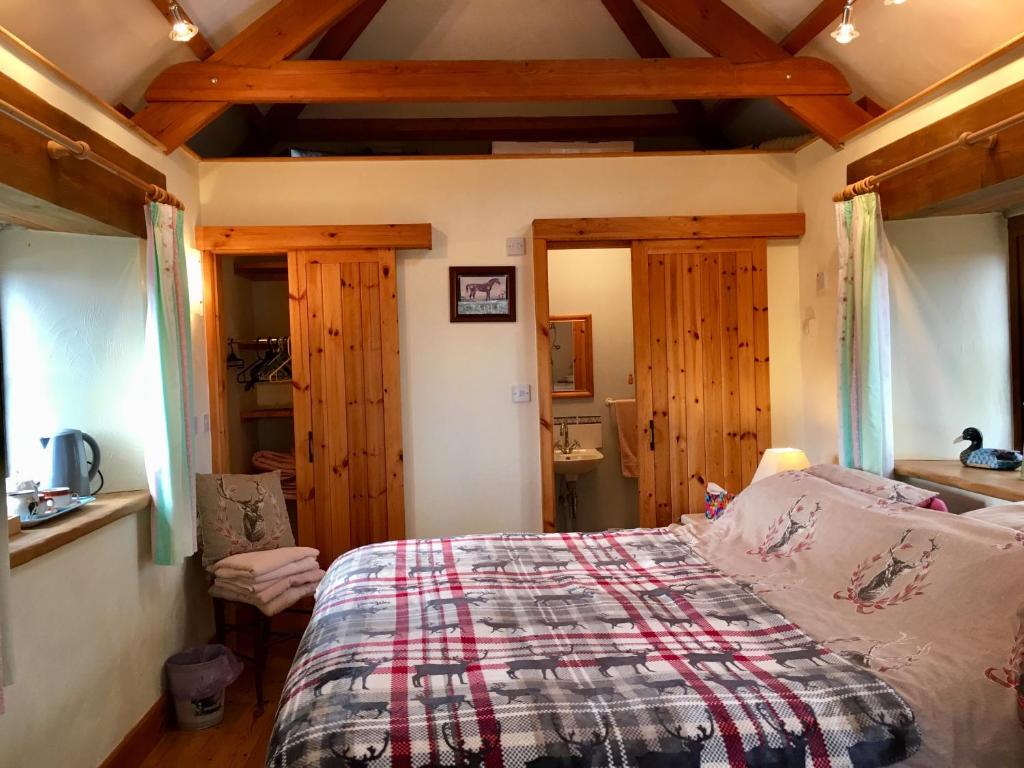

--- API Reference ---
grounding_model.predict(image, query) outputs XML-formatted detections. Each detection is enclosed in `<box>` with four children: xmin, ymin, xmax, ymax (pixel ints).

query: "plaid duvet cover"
<box><xmin>267</xmin><ymin>528</ymin><xmax>919</xmax><ymax>767</ymax></box>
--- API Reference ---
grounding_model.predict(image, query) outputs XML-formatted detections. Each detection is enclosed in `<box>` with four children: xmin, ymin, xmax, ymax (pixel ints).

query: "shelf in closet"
<box><xmin>240</xmin><ymin>407</ymin><xmax>294</xmax><ymax>422</ymax></box>
<box><xmin>233</xmin><ymin>256</ymin><xmax>288</xmax><ymax>282</ymax></box>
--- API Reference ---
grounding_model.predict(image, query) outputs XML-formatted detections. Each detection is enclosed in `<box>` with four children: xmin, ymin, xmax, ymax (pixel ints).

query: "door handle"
<box><xmin>649</xmin><ymin>419</ymin><xmax>655</xmax><ymax>451</ymax></box>
<box><xmin>308</xmin><ymin>430</ymin><xmax>314</xmax><ymax>464</ymax></box>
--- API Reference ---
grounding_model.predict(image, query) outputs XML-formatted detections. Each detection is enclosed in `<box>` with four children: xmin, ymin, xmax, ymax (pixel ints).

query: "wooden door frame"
<box><xmin>198</xmin><ymin>223</ymin><xmax>432</xmax><ymax>549</ymax></box>
<box><xmin>531</xmin><ymin>214</ymin><xmax>804</xmax><ymax>532</ymax></box>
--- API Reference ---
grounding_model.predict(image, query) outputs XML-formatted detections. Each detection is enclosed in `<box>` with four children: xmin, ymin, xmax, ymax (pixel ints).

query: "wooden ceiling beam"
<box><xmin>779</xmin><ymin>0</ymin><xmax>852</xmax><ymax>55</ymax></box>
<box><xmin>253</xmin><ymin>0</ymin><xmax>388</xmax><ymax>151</ymax></box>
<box><xmin>133</xmin><ymin>0</ymin><xmax>368</xmax><ymax>151</ymax></box>
<box><xmin>598</xmin><ymin>0</ymin><xmax>704</xmax><ymax>127</ymax></box>
<box><xmin>147</xmin><ymin>0</ymin><xmax>216</xmax><ymax>61</ymax></box>
<box><xmin>146</xmin><ymin>58</ymin><xmax>852</xmax><ymax>103</ymax></box>
<box><xmin>639</xmin><ymin>0</ymin><xmax>871</xmax><ymax>146</ymax></box>
<box><xmin>278</xmin><ymin>114</ymin><xmax>696</xmax><ymax>144</ymax></box>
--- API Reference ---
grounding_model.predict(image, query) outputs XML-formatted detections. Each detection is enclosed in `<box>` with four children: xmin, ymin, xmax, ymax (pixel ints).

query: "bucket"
<box><xmin>165</xmin><ymin>644</ymin><xmax>243</xmax><ymax>730</ymax></box>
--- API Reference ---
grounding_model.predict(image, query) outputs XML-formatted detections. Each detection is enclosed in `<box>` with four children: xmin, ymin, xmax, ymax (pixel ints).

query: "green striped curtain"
<box><xmin>835</xmin><ymin>193</ymin><xmax>894</xmax><ymax>476</ymax></box>
<box><xmin>145</xmin><ymin>203</ymin><xmax>197</xmax><ymax>565</ymax></box>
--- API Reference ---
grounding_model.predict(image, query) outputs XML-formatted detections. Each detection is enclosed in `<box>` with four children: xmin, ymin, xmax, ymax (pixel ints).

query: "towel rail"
<box><xmin>604</xmin><ymin>397</ymin><xmax>634</xmax><ymax>406</ymax></box>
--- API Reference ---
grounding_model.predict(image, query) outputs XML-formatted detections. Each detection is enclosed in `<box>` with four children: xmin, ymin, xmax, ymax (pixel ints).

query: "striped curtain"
<box><xmin>144</xmin><ymin>203</ymin><xmax>197</xmax><ymax>564</ymax></box>
<box><xmin>835</xmin><ymin>193</ymin><xmax>894</xmax><ymax>476</ymax></box>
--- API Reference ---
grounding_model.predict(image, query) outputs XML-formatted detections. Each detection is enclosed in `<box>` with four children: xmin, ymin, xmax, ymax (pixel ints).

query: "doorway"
<box><xmin>547</xmin><ymin>248</ymin><xmax>638</xmax><ymax>532</ymax></box>
<box><xmin>532</xmin><ymin>214</ymin><xmax>804</xmax><ymax>532</ymax></box>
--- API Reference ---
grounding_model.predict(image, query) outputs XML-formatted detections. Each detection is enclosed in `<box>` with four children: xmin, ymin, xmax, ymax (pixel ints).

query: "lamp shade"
<box><xmin>751</xmin><ymin>448</ymin><xmax>811</xmax><ymax>484</ymax></box>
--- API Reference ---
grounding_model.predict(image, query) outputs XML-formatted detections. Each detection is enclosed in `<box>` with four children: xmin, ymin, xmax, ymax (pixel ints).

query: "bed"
<box><xmin>266</xmin><ymin>466</ymin><xmax>1024</xmax><ymax>767</ymax></box>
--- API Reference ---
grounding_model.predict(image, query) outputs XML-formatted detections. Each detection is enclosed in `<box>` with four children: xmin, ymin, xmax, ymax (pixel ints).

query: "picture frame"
<box><xmin>449</xmin><ymin>266</ymin><xmax>517</xmax><ymax>323</ymax></box>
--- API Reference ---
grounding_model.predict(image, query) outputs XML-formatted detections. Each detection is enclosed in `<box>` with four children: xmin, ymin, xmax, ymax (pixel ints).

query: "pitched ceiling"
<box><xmin>3</xmin><ymin>0</ymin><xmax>1023</xmax><ymax>155</ymax></box>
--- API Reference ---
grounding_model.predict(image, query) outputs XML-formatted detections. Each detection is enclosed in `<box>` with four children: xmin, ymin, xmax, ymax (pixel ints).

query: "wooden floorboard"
<box><xmin>138</xmin><ymin>644</ymin><xmax>295</xmax><ymax>768</ymax></box>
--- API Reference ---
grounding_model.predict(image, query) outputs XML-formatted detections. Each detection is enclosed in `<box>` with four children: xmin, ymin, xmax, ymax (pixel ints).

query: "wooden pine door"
<box><xmin>290</xmin><ymin>248</ymin><xmax>404</xmax><ymax>565</ymax></box>
<box><xmin>632</xmin><ymin>239</ymin><xmax>771</xmax><ymax>526</ymax></box>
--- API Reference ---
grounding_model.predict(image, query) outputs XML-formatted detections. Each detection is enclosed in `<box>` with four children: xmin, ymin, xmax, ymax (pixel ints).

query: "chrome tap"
<box><xmin>557</xmin><ymin>422</ymin><xmax>581</xmax><ymax>455</ymax></box>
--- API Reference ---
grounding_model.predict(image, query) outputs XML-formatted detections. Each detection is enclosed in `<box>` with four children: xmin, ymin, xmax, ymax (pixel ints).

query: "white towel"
<box><xmin>212</xmin><ymin>556</ymin><xmax>320</xmax><ymax>586</ymax></box>
<box><xmin>209</xmin><ymin>581</ymin><xmax>318</xmax><ymax>617</ymax></box>
<box><xmin>613</xmin><ymin>398</ymin><xmax>640</xmax><ymax>479</ymax></box>
<box><xmin>209</xmin><ymin>546</ymin><xmax>319</xmax><ymax>577</ymax></box>
<box><xmin>214</xmin><ymin>568</ymin><xmax>324</xmax><ymax>603</ymax></box>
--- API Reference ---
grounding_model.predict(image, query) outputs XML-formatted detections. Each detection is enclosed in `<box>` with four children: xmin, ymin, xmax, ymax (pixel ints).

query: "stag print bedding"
<box><xmin>685</xmin><ymin>467</ymin><xmax>1024</xmax><ymax>767</ymax></box>
<box><xmin>267</xmin><ymin>527</ymin><xmax>921</xmax><ymax>767</ymax></box>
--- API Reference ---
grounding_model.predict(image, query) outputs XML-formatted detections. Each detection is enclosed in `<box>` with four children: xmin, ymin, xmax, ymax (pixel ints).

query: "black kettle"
<box><xmin>40</xmin><ymin>429</ymin><xmax>103</xmax><ymax>495</ymax></box>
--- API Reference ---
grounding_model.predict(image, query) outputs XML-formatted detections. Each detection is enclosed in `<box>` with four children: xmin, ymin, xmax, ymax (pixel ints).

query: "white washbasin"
<box><xmin>554</xmin><ymin>448</ymin><xmax>604</xmax><ymax>477</ymax></box>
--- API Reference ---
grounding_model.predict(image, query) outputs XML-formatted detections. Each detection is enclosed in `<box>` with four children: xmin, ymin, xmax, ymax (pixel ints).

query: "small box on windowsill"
<box><xmin>7</xmin><ymin>511</ymin><xmax>20</xmax><ymax>538</ymax></box>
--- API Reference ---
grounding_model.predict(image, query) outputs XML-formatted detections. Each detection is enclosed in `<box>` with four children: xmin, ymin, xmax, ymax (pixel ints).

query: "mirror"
<box><xmin>550</xmin><ymin>314</ymin><xmax>594</xmax><ymax>398</ymax></box>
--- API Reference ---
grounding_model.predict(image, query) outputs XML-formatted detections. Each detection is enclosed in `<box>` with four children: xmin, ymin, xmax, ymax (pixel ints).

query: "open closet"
<box><xmin>200</xmin><ymin>225</ymin><xmax>432</xmax><ymax>565</ymax></box>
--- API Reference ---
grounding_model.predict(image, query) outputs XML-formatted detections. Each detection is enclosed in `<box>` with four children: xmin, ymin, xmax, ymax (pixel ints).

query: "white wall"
<box><xmin>795</xmin><ymin>49</ymin><xmax>1024</xmax><ymax>464</ymax></box>
<box><xmin>0</xmin><ymin>37</ymin><xmax>211</xmax><ymax>768</ymax></box>
<box><xmin>887</xmin><ymin>214</ymin><xmax>1011</xmax><ymax>458</ymax></box>
<box><xmin>199</xmin><ymin>152</ymin><xmax>804</xmax><ymax>538</ymax></box>
<box><xmin>549</xmin><ymin>248</ymin><xmax>637</xmax><ymax>532</ymax></box>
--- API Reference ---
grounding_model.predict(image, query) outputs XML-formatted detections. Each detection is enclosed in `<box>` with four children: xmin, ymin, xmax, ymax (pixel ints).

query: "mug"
<box><xmin>8</xmin><ymin>488</ymin><xmax>42</xmax><ymax>517</ymax></box>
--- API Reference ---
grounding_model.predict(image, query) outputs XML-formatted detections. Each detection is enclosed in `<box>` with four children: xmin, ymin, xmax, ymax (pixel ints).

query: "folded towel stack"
<box><xmin>208</xmin><ymin>546</ymin><xmax>323</xmax><ymax>616</ymax></box>
<box><xmin>252</xmin><ymin>451</ymin><xmax>297</xmax><ymax>500</ymax></box>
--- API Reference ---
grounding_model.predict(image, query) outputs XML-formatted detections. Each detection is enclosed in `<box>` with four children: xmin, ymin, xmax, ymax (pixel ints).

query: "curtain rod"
<box><xmin>833</xmin><ymin>108</ymin><xmax>1024</xmax><ymax>203</ymax></box>
<box><xmin>0</xmin><ymin>97</ymin><xmax>183</xmax><ymax>210</ymax></box>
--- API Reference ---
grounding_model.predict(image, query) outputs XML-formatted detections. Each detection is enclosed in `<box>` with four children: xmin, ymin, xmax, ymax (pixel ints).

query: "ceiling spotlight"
<box><xmin>831</xmin><ymin>1</ymin><xmax>860</xmax><ymax>44</ymax></box>
<box><xmin>168</xmin><ymin>2</ymin><xmax>199</xmax><ymax>43</ymax></box>
<box><xmin>884</xmin><ymin>0</ymin><xmax>908</xmax><ymax>4</ymax></box>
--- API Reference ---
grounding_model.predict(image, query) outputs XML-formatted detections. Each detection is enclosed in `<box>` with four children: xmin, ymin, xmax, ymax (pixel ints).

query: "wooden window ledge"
<box><xmin>9</xmin><ymin>490</ymin><xmax>152</xmax><ymax>569</ymax></box>
<box><xmin>894</xmin><ymin>459</ymin><xmax>1024</xmax><ymax>502</ymax></box>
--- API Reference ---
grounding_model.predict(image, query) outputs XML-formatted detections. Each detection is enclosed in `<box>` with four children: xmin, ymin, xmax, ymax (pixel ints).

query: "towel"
<box><xmin>212</xmin><ymin>556</ymin><xmax>319</xmax><ymax>586</ymax></box>
<box><xmin>214</xmin><ymin>568</ymin><xmax>324</xmax><ymax>604</ymax></box>
<box><xmin>613</xmin><ymin>398</ymin><xmax>639</xmax><ymax>478</ymax></box>
<box><xmin>209</xmin><ymin>581</ymin><xmax>318</xmax><ymax>617</ymax></box>
<box><xmin>252</xmin><ymin>451</ymin><xmax>297</xmax><ymax>500</ymax></box>
<box><xmin>209</xmin><ymin>546</ymin><xmax>319</xmax><ymax>577</ymax></box>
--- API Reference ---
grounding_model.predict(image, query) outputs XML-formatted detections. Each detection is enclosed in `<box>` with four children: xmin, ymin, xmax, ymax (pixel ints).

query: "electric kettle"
<box><xmin>40</xmin><ymin>429</ymin><xmax>103</xmax><ymax>496</ymax></box>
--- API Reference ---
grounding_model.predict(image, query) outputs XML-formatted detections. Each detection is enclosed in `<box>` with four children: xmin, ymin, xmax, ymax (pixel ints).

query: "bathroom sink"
<box><xmin>554</xmin><ymin>448</ymin><xmax>604</xmax><ymax>478</ymax></box>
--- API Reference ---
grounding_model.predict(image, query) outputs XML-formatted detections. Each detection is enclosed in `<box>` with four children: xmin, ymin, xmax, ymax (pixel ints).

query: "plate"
<box><xmin>19</xmin><ymin>496</ymin><xmax>96</xmax><ymax>528</ymax></box>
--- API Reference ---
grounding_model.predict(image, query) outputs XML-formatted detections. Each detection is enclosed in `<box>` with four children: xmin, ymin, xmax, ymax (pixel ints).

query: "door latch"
<box><xmin>649</xmin><ymin>419</ymin><xmax>655</xmax><ymax>451</ymax></box>
<box><xmin>308</xmin><ymin>430</ymin><xmax>314</xmax><ymax>463</ymax></box>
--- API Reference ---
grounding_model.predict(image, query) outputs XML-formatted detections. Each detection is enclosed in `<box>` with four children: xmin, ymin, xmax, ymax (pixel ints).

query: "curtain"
<box><xmin>835</xmin><ymin>192</ymin><xmax>894</xmax><ymax>476</ymax></box>
<box><xmin>0</xmin><ymin>496</ymin><xmax>10</xmax><ymax>715</ymax></box>
<box><xmin>145</xmin><ymin>203</ymin><xmax>197</xmax><ymax>565</ymax></box>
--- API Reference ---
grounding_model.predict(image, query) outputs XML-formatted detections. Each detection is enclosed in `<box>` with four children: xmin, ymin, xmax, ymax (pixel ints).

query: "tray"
<box><xmin>19</xmin><ymin>496</ymin><xmax>96</xmax><ymax>529</ymax></box>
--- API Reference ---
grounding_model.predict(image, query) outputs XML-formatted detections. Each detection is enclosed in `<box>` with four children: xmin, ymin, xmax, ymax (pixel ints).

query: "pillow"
<box><xmin>962</xmin><ymin>503</ymin><xmax>1024</xmax><ymax>532</ymax></box>
<box><xmin>196</xmin><ymin>471</ymin><xmax>295</xmax><ymax>567</ymax></box>
<box><xmin>803</xmin><ymin>464</ymin><xmax>940</xmax><ymax>508</ymax></box>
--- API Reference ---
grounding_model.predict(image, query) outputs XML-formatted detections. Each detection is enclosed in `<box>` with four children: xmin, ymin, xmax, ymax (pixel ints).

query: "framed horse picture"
<box><xmin>449</xmin><ymin>266</ymin><xmax>517</xmax><ymax>322</ymax></box>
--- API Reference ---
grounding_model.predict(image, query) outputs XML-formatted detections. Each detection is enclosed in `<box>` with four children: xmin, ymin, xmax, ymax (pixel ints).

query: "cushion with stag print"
<box><xmin>196</xmin><ymin>471</ymin><xmax>294</xmax><ymax>567</ymax></box>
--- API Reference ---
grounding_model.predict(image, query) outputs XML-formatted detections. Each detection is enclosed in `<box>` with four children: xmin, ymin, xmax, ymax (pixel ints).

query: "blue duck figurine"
<box><xmin>954</xmin><ymin>427</ymin><xmax>1023</xmax><ymax>470</ymax></box>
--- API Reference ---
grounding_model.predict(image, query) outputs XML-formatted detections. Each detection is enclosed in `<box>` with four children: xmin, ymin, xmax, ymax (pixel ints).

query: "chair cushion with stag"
<box><xmin>196</xmin><ymin>471</ymin><xmax>295</xmax><ymax>567</ymax></box>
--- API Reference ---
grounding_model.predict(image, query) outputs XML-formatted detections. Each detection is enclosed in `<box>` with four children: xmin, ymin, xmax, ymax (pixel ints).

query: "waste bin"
<box><xmin>165</xmin><ymin>644</ymin><xmax>243</xmax><ymax>730</ymax></box>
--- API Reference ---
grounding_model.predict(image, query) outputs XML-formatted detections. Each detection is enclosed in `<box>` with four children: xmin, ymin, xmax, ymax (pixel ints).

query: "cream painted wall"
<box><xmin>887</xmin><ymin>214</ymin><xmax>1011</xmax><ymax>459</ymax></box>
<box><xmin>0</xmin><ymin>38</ymin><xmax>211</xmax><ymax>768</ymax></box>
<box><xmin>548</xmin><ymin>248</ymin><xmax>637</xmax><ymax>532</ymax></box>
<box><xmin>795</xmin><ymin>49</ymin><xmax>1024</xmax><ymax>464</ymax></box>
<box><xmin>199</xmin><ymin>153</ymin><xmax>804</xmax><ymax>538</ymax></box>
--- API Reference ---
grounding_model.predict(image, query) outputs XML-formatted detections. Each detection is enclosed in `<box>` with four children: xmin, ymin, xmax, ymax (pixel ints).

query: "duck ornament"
<box><xmin>954</xmin><ymin>427</ymin><xmax>1023</xmax><ymax>471</ymax></box>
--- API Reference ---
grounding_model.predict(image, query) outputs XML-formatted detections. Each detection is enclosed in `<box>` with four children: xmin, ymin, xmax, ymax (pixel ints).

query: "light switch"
<box><xmin>506</xmin><ymin>237</ymin><xmax>526</xmax><ymax>257</ymax></box>
<box><xmin>512</xmin><ymin>384</ymin><xmax>532</xmax><ymax>403</ymax></box>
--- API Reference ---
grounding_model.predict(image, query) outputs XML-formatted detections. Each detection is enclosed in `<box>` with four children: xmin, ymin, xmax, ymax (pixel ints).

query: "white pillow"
<box><xmin>962</xmin><ymin>503</ymin><xmax>1024</xmax><ymax>532</ymax></box>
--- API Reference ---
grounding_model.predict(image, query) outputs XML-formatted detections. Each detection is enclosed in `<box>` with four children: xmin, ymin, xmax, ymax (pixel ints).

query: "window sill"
<box><xmin>9</xmin><ymin>490</ymin><xmax>152</xmax><ymax>569</ymax></box>
<box><xmin>894</xmin><ymin>459</ymin><xmax>1024</xmax><ymax>502</ymax></box>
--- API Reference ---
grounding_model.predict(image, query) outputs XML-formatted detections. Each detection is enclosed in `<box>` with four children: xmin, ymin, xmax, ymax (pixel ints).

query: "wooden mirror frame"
<box><xmin>549</xmin><ymin>314</ymin><xmax>594</xmax><ymax>399</ymax></box>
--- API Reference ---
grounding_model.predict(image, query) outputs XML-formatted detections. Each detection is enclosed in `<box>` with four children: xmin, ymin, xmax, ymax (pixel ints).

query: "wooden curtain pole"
<box><xmin>833</xmin><ymin>108</ymin><xmax>1024</xmax><ymax>202</ymax></box>
<box><xmin>0</xmin><ymin>97</ymin><xmax>183</xmax><ymax>210</ymax></box>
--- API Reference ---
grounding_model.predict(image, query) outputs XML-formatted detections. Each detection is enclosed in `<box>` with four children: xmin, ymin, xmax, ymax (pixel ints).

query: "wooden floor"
<box><xmin>139</xmin><ymin>644</ymin><xmax>295</xmax><ymax>768</ymax></box>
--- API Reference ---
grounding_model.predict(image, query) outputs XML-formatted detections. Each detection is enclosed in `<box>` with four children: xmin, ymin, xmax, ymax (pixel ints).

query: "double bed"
<box><xmin>266</xmin><ymin>466</ymin><xmax>1024</xmax><ymax>767</ymax></box>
